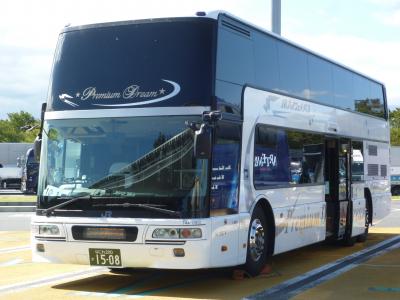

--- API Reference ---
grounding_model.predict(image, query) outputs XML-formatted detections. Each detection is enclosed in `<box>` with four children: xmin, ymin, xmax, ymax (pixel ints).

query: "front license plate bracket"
<box><xmin>89</xmin><ymin>248</ymin><xmax>122</xmax><ymax>267</ymax></box>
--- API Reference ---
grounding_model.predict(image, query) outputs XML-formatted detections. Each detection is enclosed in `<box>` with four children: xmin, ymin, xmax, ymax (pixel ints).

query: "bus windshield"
<box><xmin>37</xmin><ymin>116</ymin><xmax>209</xmax><ymax>218</ymax></box>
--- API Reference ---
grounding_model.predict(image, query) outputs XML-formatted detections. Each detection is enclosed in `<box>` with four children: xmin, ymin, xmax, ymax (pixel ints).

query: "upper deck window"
<box><xmin>48</xmin><ymin>19</ymin><xmax>215</xmax><ymax>111</ymax></box>
<box><xmin>215</xmin><ymin>15</ymin><xmax>386</xmax><ymax>119</ymax></box>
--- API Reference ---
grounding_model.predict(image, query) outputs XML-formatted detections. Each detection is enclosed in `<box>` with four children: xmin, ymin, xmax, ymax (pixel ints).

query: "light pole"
<box><xmin>272</xmin><ymin>0</ymin><xmax>281</xmax><ymax>35</ymax></box>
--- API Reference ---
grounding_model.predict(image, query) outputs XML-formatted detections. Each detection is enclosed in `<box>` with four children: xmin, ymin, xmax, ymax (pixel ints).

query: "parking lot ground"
<box><xmin>0</xmin><ymin>189</ymin><xmax>36</xmax><ymax>201</ymax></box>
<box><xmin>0</xmin><ymin>228</ymin><xmax>398</xmax><ymax>300</ymax></box>
<box><xmin>293</xmin><ymin>247</ymin><xmax>400</xmax><ymax>300</ymax></box>
<box><xmin>0</xmin><ymin>231</ymin><xmax>29</xmax><ymax>249</ymax></box>
<box><xmin>0</xmin><ymin>194</ymin><xmax>36</xmax><ymax>202</ymax></box>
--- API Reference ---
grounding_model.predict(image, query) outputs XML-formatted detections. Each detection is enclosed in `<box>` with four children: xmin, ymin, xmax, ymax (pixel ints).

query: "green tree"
<box><xmin>390</xmin><ymin>108</ymin><xmax>400</xmax><ymax>146</ymax></box>
<box><xmin>0</xmin><ymin>111</ymin><xmax>40</xmax><ymax>142</ymax></box>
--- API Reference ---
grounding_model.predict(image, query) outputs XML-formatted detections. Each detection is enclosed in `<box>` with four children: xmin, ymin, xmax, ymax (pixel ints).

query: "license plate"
<box><xmin>89</xmin><ymin>248</ymin><xmax>122</xmax><ymax>267</ymax></box>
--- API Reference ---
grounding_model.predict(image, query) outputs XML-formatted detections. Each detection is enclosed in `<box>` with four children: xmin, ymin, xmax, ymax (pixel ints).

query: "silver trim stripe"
<box><xmin>45</xmin><ymin>106</ymin><xmax>211</xmax><ymax>120</ymax></box>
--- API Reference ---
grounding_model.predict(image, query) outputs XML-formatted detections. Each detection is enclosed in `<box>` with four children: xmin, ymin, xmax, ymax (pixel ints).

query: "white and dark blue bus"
<box><xmin>32</xmin><ymin>11</ymin><xmax>391</xmax><ymax>276</ymax></box>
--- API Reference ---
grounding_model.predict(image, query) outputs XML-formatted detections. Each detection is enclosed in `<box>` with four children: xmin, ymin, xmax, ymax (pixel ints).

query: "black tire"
<box><xmin>357</xmin><ymin>204</ymin><xmax>369</xmax><ymax>242</ymax></box>
<box><xmin>342</xmin><ymin>233</ymin><xmax>356</xmax><ymax>246</ymax></box>
<box><xmin>342</xmin><ymin>204</ymin><xmax>355</xmax><ymax>247</ymax></box>
<box><xmin>244</xmin><ymin>206</ymin><xmax>269</xmax><ymax>276</ymax></box>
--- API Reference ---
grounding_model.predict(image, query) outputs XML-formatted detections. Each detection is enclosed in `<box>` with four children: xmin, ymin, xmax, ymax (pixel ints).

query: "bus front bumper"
<box><xmin>32</xmin><ymin>239</ymin><xmax>211</xmax><ymax>270</ymax></box>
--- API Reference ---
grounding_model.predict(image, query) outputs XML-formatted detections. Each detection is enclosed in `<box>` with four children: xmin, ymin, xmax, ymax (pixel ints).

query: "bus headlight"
<box><xmin>152</xmin><ymin>228</ymin><xmax>202</xmax><ymax>239</ymax></box>
<box><xmin>32</xmin><ymin>224</ymin><xmax>64</xmax><ymax>237</ymax></box>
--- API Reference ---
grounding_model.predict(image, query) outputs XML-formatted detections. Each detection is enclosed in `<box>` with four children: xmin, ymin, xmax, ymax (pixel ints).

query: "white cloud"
<box><xmin>378</xmin><ymin>9</ymin><xmax>400</xmax><ymax>27</ymax></box>
<box><xmin>368</xmin><ymin>0</ymin><xmax>400</xmax><ymax>7</ymax></box>
<box><xmin>368</xmin><ymin>0</ymin><xmax>400</xmax><ymax>27</ymax></box>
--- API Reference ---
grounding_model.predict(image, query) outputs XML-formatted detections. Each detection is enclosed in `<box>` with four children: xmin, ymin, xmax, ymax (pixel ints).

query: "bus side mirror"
<box><xmin>34</xmin><ymin>102</ymin><xmax>47</xmax><ymax>162</ymax></box>
<box><xmin>34</xmin><ymin>135</ymin><xmax>42</xmax><ymax>162</ymax></box>
<box><xmin>194</xmin><ymin>124</ymin><xmax>212</xmax><ymax>159</ymax></box>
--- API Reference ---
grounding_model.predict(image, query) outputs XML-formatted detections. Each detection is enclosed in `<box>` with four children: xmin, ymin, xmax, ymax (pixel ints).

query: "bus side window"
<box><xmin>287</xmin><ymin>130</ymin><xmax>325</xmax><ymax>185</ymax></box>
<box><xmin>210</xmin><ymin>123</ymin><xmax>241</xmax><ymax>215</ymax></box>
<box><xmin>351</xmin><ymin>141</ymin><xmax>364</xmax><ymax>182</ymax></box>
<box><xmin>253</xmin><ymin>125</ymin><xmax>290</xmax><ymax>188</ymax></box>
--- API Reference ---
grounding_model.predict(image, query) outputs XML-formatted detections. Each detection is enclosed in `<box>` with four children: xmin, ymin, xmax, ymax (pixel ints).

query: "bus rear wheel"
<box><xmin>357</xmin><ymin>205</ymin><xmax>369</xmax><ymax>242</ymax></box>
<box><xmin>244</xmin><ymin>206</ymin><xmax>269</xmax><ymax>276</ymax></box>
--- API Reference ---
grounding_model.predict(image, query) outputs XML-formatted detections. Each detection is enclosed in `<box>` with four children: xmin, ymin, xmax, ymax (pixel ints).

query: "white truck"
<box><xmin>0</xmin><ymin>164</ymin><xmax>22</xmax><ymax>189</ymax></box>
<box><xmin>391</xmin><ymin>146</ymin><xmax>400</xmax><ymax>195</ymax></box>
<box><xmin>0</xmin><ymin>143</ymin><xmax>32</xmax><ymax>189</ymax></box>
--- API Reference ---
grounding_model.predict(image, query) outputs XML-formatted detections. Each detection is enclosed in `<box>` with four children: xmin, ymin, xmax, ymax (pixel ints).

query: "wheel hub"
<box><xmin>249</xmin><ymin>218</ymin><xmax>265</xmax><ymax>262</ymax></box>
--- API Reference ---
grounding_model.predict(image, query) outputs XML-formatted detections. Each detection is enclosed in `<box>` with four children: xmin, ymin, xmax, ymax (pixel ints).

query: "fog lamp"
<box><xmin>36</xmin><ymin>243</ymin><xmax>45</xmax><ymax>252</ymax></box>
<box><xmin>173</xmin><ymin>248</ymin><xmax>185</xmax><ymax>257</ymax></box>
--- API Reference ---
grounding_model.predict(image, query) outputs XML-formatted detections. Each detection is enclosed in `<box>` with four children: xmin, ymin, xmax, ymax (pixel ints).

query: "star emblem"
<box><xmin>159</xmin><ymin>88</ymin><xmax>165</xmax><ymax>95</ymax></box>
<box><xmin>76</xmin><ymin>92</ymin><xmax>81</xmax><ymax>98</ymax></box>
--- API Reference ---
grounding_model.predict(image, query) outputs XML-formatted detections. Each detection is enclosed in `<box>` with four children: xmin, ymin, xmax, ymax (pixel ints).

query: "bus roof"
<box><xmin>61</xmin><ymin>10</ymin><xmax>385</xmax><ymax>88</ymax></box>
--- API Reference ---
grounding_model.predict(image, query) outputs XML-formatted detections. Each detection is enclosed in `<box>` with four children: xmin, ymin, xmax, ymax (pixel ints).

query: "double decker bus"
<box><xmin>32</xmin><ymin>11</ymin><xmax>391</xmax><ymax>276</ymax></box>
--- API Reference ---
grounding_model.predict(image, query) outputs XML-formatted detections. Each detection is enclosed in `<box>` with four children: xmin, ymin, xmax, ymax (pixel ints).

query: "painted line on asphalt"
<box><xmin>0</xmin><ymin>267</ymin><xmax>106</xmax><ymax>295</ymax></box>
<box><xmin>0</xmin><ymin>258</ymin><xmax>23</xmax><ymax>267</ymax></box>
<box><xmin>362</xmin><ymin>263</ymin><xmax>400</xmax><ymax>268</ymax></box>
<box><xmin>7</xmin><ymin>213</ymin><xmax>34</xmax><ymax>217</ymax></box>
<box><xmin>369</xmin><ymin>286</ymin><xmax>400</xmax><ymax>293</ymax></box>
<box><xmin>0</xmin><ymin>245</ymin><xmax>30</xmax><ymax>254</ymax></box>
<box><xmin>245</xmin><ymin>235</ymin><xmax>400</xmax><ymax>300</ymax></box>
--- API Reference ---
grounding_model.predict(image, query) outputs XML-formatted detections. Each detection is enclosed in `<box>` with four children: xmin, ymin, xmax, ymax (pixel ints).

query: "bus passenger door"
<box><xmin>325</xmin><ymin>139</ymin><xmax>351</xmax><ymax>239</ymax></box>
<box><xmin>209</xmin><ymin>121</ymin><xmax>242</xmax><ymax>267</ymax></box>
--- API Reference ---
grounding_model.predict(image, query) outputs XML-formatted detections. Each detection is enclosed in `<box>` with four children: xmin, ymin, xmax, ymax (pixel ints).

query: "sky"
<box><xmin>0</xmin><ymin>0</ymin><xmax>399</xmax><ymax>119</ymax></box>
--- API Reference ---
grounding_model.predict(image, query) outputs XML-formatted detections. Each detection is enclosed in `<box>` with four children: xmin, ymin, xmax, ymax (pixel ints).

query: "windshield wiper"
<box><xmin>41</xmin><ymin>195</ymin><xmax>92</xmax><ymax>217</ymax></box>
<box><xmin>92</xmin><ymin>202</ymin><xmax>181</xmax><ymax>217</ymax></box>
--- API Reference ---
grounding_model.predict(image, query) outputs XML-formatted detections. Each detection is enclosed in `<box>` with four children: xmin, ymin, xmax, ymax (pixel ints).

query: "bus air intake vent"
<box><xmin>72</xmin><ymin>226</ymin><xmax>138</xmax><ymax>242</ymax></box>
<box><xmin>221</xmin><ymin>20</ymin><xmax>251</xmax><ymax>37</ymax></box>
<box><xmin>367</xmin><ymin>164</ymin><xmax>379</xmax><ymax>176</ymax></box>
<box><xmin>381</xmin><ymin>165</ymin><xmax>387</xmax><ymax>177</ymax></box>
<box><xmin>368</xmin><ymin>145</ymin><xmax>378</xmax><ymax>156</ymax></box>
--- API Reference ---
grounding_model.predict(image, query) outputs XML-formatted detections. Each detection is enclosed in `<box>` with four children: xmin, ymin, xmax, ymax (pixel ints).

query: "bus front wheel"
<box><xmin>244</xmin><ymin>206</ymin><xmax>269</xmax><ymax>276</ymax></box>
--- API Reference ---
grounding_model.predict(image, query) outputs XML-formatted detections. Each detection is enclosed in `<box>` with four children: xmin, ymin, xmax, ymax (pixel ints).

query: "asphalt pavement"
<box><xmin>375</xmin><ymin>200</ymin><xmax>400</xmax><ymax>228</ymax></box>
<box><xmin>0</xmin><ymin>212</ymin><xmax>33</xmax><ymax>231</ymax></box>
<box><xmin>0</xmin><ymin>189</ymin><xmax>22</xmax><ymax>195</ymax></box>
